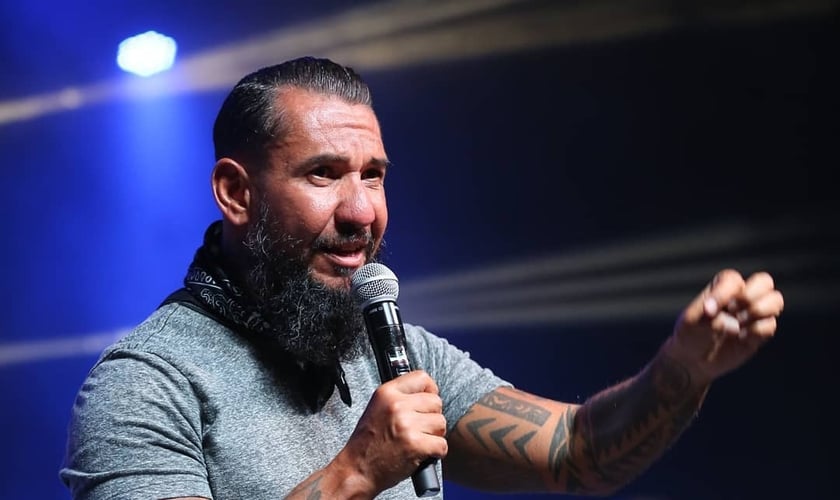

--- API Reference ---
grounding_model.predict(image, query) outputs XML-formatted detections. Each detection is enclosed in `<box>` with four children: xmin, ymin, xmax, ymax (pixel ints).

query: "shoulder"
<box><xmin>403</xmin><ymin>322</ymin><xmax>471</xmax><ymax>361</ymax></box>
<box><xmin>109</xmin><ymin>302</ymin><xmax>239</xmax><ymax>351</ymax></box>
<box><xmin>402</xmin><ymin>322</ymin><xmax>502</xmax><ymax>382</ymax></box>
<box><xmin>93</xmin><ymin>302</ymin><xmax>253</xmax><ymax>379</ymax></box>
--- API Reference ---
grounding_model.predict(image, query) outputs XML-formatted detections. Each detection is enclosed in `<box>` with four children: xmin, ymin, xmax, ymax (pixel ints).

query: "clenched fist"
<box><xmin>666</xmin><ymin>269</ymin><xmax>784</xmax><ymax>385</ymax></box>
<box><xmin>329</xmin><ymin>370</ymin><xmax>447</xmax><ymax>497</ymax></box>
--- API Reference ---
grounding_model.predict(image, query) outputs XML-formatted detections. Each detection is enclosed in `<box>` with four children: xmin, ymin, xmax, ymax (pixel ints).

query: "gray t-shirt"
<box><xmin>60</xmin><ymin>303</ymin><xmax>509</xmax><ymax>499</ymax></box>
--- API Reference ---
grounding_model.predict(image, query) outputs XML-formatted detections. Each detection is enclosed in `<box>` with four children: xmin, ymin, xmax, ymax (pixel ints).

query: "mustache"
<box><xmin>311</xmin><ymin>231</ymin><xmax>377</xmax><ymax>258</ymax></box>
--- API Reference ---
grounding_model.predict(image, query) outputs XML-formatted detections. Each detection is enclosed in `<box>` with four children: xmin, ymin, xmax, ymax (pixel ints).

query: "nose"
<box><xmin>334</xmin><ymin>175</ymin><xmax>376</xmax><ymax>233</ymax></box>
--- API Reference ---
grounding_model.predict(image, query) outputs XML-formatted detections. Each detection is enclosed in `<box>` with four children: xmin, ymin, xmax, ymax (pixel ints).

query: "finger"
<box><xmin>412</xmin><ymin>412</ymin><xmax>448</xmax><ymax>438</ymax></box>
<box><xmin>687</xmin><ymin>269</ymin><xmax>745</xmax><ymax>322</ymax></box>
<box><xmin>742</xmin><ymin>272</ymin><xmax>776</xmax><ymax>302</ymax></box>
<box><xmin>737</xmin><ymin>290</ymin><xmax>785</xmax><ymax>322</ymax></box>
<box><xmin>395</xmin><ymin>412</ymin><xmax>447</xmax><ymax>442</ymax></box>
<box><xmin>741</xmin><ymin>316</ymin><xmax>778</xmax><ymax>339</ymax></box>
<box><xmin>416</xmin><ymin>434</ymin><xmax>448</xmax><ymax>460</ymax></box>
<box><xmin>395</xmin><ymin>392</ymin><xmax>443</xmax><ymax>415</ymax></box>
<box><xmin>389</xmin><ymin>370</ymin><xmax>439</xmax><ymax>395</ymax></box>
<box><xmin>710</xmin><ymin>310</ymin><xmax>742</xmax><ymax>337</ymax></box>
<box><xmin>703</xmin><ymin>269</ymin><xmax>746</xmax><ymax>318</ymax></box>
<box><xmin>413</xmin><ymin>392</ymin><xmax>443</xmax><ymax>414</ymax></box>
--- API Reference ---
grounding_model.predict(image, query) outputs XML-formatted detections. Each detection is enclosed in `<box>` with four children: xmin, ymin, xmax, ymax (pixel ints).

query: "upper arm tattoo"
<box><xmin>454</xmin><ymin>388</ymin><xmax>556</xmax><ymax>467</ymax></box>
<box><xmin>476</xmin><ymin>390</ymin><xmax>550</xmax><ymax>426</ymax></box>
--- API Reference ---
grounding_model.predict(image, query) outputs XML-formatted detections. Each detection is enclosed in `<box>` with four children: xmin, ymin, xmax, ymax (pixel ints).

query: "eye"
<box><xmin>307</xmin><ymin>165</ymin><xmax>337</xmax><ymax>185</ymax></box>
<box><xmin>362</xmin><ymin>167</ymin><xmax>385</xmax><ymax>184</ymax></box>
<box><xmin>309</xmin><ymin>165</ymin><xmax>330</xmax><ymax>178</ymax></box>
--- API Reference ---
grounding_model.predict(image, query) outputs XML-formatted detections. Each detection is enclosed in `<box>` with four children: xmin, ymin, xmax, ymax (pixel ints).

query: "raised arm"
<box><xmin>445</xmin><ymin>269</ymin><xmax>783</xmax><ymax>495</ymax></box>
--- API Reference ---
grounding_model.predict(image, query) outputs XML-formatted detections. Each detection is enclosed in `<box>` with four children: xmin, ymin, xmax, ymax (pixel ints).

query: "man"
<box><xmin>60</xmin><ymin>57</ymin><xmax>784</xmax><ymax>499</ymax></box>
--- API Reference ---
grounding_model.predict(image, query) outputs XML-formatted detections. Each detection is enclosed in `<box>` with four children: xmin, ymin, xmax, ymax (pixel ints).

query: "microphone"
<box><xmin>350</xmin><ymin>263</ymin><xmax>441</xmax><ymax>498</ymax></box>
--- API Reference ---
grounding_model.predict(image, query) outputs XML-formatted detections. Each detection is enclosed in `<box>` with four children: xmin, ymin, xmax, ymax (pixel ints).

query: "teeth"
<box><xmin>331</xmin><ymin>248</ymin><xmax>360</xmax><ymax>255</ymax></box>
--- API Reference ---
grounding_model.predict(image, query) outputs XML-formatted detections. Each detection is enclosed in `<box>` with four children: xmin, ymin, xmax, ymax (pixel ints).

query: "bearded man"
<box><xmin>60</xmin><ymin>57</ymin><xmax>784</xmax><ymax>500</ymax></box>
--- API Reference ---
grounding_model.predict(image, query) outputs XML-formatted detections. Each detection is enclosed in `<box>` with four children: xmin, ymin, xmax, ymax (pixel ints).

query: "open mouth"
<box><xmin>313</xmin><ymin>233</ymin><xmax>374</xmax><ymax>274</ymax></box>
<box><xmin>323</xmin><ymin>249</ymin><xmax>365</xmax><ymax>268</ymax></box>
<box><xmin>319</xmin><ymin>240</ymin><xmax>369</xmax><ymax>270</ymax></box>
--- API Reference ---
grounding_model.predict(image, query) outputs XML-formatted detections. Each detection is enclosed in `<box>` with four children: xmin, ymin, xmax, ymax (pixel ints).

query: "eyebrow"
<box><xmin>296</xmin><ymin>154</ymin><xmax>391</xmax><ymax>170</ymax></box>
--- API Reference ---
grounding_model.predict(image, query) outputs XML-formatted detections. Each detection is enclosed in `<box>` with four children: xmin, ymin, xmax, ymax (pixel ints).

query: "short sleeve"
<box><xmin>59</xmin><ymin>350</ymin><xmax>212</xmax><ymax>500</ymax></box>
<box><xmin>403</xmin><ymin>324</ymin><xmax>513</xmax><ymax>433</ymax></box>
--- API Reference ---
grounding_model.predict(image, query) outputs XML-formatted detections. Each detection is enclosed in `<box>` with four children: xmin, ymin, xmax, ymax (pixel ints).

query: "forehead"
<box><xmin>273</xmin><ymin>87</ymin><xmax>384</xmax><ymax>155</ymax></box>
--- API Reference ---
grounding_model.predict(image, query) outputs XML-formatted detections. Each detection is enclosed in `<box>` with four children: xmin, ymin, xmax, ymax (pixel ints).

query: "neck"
<box><xmin>219</xmin><ymin>220</ymin><xmax>251</xmax><ymax>283</ymax></box>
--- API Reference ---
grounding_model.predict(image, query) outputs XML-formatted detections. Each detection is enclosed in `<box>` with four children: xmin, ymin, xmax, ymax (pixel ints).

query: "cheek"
<box><xmin>298</xmin><ymin>198</ymin><xmax>337</xmax><ymax>234</ymax></box>
<box><xmin>267</xmin><ymin>188</ymin><xmax>335</xmax><ymax>240</ymax></box>
<box><xmin>373</xmin><ymin>192</ymin><xmax>388</xmax><ymax>236</ymax></box>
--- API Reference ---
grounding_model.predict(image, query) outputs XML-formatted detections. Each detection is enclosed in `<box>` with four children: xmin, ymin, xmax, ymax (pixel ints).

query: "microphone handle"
<box><xmin>364</xmin><ymin>300</ymin><xmax>441</xmax><ymax>498</ymax></box>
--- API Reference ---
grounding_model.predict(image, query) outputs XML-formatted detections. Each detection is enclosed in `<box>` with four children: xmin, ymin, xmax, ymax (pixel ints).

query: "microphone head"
<box><xmin>350</xmin><ymin>263</ymin><xmax>399</xmax><ymax>309</ymax></box>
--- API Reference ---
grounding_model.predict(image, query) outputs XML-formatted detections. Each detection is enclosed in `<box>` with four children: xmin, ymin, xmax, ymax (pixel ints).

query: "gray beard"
<box><xmin>241</xmin><ymin>201</ymin><xmax>378</xmax><ymax>366</ymax></box>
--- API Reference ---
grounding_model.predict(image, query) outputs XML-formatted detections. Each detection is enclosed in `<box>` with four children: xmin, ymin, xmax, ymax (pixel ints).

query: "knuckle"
<box><xmin>718</xmin><ymin>268</ymin><xmax>741</xmax><ymax>281</ymax></box>
<box><xmin>423</xmin><ymin>373</ymin><xmax>440</xmax><ymax>393</ymax></box>
<box><xmin>392</xmin><ymin>414</ymin><xmax>411</xmax><ymax>435</ymax></box>
<box><xmin>386</xmin><ymin>398</ymin><xmax>403</xmax><ymax>416</ymax></box>
<box><xmin>750</xmin><ymin>317</ymin><xmax>775</xmax><ymax>336</ymax></box>
<box><xmin>438</xmin><ymin>437</ymin><xmax>449</xmax><ymax>458</ymax></box>
<box><xmin>756</xmin><ymin>271</ymin><xmax>774</xmax><ymax>287</ymax></box>
<box><xmin>436</xmin><ymin>415</ymin><xmax>448</xmax><ymax>435</ymax></box>
<box><xmin>431</xmin><ymin>394</ymin><xmax>443</xmax><ymax>412</ymax></box>
<box><xmin>374</xmin><ymin>383</ymin><xmax>392</xmax><ymax>399</ymax></box>
<box><xmin>762</xmin><ymin>316</ymin><xmax>777</xmax><ymax>331</ymax></box>
<box><xmin>746</xmin><ymin>270</ymin><xmax>774</xmax><ymax>291</ymax></box>
<box><xmin>711</xmin><ymin>269</ymin><xmax>744</xmax><ymax>295</ymax></box>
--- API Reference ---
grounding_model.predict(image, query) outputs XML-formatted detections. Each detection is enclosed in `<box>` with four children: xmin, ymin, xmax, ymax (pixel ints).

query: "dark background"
<box><xmin>1</xmin><ymin>1</ymin><xmax>838</xmax><ymax>498</ymax></box>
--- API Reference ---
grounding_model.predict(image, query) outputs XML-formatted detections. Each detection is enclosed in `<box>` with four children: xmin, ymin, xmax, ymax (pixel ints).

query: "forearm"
<box><xmin>283</xmin><ymin>454</ymin><xmax>375</xmax><ymax>500</ymax></box>
<box><xmin>446</xmin><ymin>351</ymin><xmax>707</xmax><ymax>495</ymax></box>
<box><xmin>557</xmin><ymin>342</ymin><xmax>709</xmax><ymax>494</ymax></box>
<box><xmin>446</xmin><ymin>269</ymin><xmax>780</xmax><ymax>495</ymax></box>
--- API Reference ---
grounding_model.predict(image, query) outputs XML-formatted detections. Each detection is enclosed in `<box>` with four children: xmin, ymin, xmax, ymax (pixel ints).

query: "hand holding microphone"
<box><xmin>348</xmin><ymin>263</ymin><xmax>444</xmax><ymax>497</ymax></box>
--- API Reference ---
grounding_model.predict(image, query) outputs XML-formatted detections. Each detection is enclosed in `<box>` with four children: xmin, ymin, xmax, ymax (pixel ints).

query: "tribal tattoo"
<box><xmin>476</xmin><ymin>391</ymin><xmax>551</xmax><ymax>426</ymax></box>
<box><xmin>461</xmin><ymin>390</ymin><xmax>552</xmax><ymax>465</ymax></box>
<box><xmin>547</xmin><ymin>353</ymin><xmax>704</xmax><ymax>492</ymax></box>
<box><xmin>305</xmin><ymin>476</ymin><xmax>322</xmax><ymax>500</ymax></box>
<box><xmin>452</xmin><ymin>352</ymin><xmax>705</xmax><ymax>494</ymax></box>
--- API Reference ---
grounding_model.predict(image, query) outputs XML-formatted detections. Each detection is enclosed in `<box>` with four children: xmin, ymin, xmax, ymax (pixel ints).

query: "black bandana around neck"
<box><xmin>177</xmin><ymin>221</ymin><xmax>352</xmax><ymax>412</ymax></box>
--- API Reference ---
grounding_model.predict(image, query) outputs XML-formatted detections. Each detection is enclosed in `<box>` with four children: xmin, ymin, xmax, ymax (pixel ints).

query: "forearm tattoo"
<box><xmin>305</xmin><ymin>476</ymin><xmax>322</xmax><ymax>500</ymax></box>
<box><xmin>284</xmin><ymin>474</ymin><xmax>323</xmax><ymax>500</ymax></box>
<box><xmin>551</xmin><ymin>354</ymin><xmax>703</xmax><ymax>493</ymax></box>
<box><xmin>454</xmin><ymin>356</ymin><xmax>704</xmax><ymax>493</ymax></box>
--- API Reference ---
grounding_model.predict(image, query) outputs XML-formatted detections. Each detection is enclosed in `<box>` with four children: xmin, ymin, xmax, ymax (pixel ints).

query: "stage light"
<box><xmin>2</xmin><ymin>0</ymin><xmax>834</xmax><ymax>125</ymax></box>
<box><xmin>116</xmin><ymin>30</ymin><xmax>177</xmax><ymax>77</ymax></box>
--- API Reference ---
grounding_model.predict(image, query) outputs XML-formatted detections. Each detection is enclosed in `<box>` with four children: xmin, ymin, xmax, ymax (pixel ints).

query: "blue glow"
<box><xmin>116</xmin><ymin>30</ymin><xmax>177</xmax><ymax>77</ymax></box>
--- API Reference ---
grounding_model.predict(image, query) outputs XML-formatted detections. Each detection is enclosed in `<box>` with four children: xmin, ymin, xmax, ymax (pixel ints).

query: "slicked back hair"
<box><xmin>212</xmin><ymin>56</ymin><xmax>373</xmax><ymax>172</ymax></box>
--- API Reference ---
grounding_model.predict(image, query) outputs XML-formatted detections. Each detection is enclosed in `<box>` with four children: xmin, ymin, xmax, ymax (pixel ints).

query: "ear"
<box><xmin>211</xmin><ymin>158</ymin><xmax>252</xmax><ymax>227</ymax></box>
